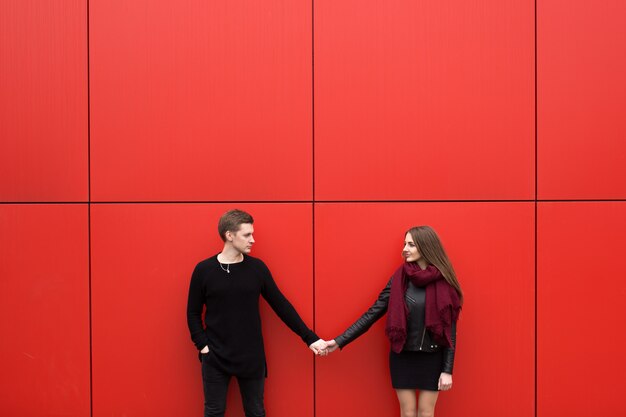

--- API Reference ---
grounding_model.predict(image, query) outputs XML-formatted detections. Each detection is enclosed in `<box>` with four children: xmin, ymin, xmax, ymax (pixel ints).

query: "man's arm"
<box><xmin>259</xmin><ymin>262</ymin><xmax>322</xmax><ymax>351</ymax></box>
<box><xmin>186</xmin><ymin>265</ymin><xmax>210</xmax><ymax>351</ymax></box>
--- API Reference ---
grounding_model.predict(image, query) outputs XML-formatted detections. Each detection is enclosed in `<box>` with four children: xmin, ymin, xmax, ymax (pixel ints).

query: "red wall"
<box><xmin>2</xmin><ymin>1</ymin><xmax>625</xmax><ymax>417</ymax></box>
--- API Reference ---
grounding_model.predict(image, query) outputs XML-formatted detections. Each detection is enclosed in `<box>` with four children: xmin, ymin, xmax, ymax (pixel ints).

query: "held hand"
<box><xmin>438</xmin><ymin>372</ymin><xmax>453</xmax><ymax>391</ymax></box>
<box><xmin>200</xmin><ymin>346</ymin><xmax>209</xmax><ymax>354</ymax></box>
<box><xmin>309</xmin><ymin>339</ymin><xmax>328</xmax><ymax>356</ymax></box>
<box><xmin>326</xmin><ymin>339</ymin><xmax>339</xmax><ymax>354</ymax></box>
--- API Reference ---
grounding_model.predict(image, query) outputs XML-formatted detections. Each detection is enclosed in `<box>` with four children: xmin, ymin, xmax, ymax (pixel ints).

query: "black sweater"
<box><xmin>186</xmin><ymin>254</ymin><xmax>319</xmax><ymax>378</ymax></box>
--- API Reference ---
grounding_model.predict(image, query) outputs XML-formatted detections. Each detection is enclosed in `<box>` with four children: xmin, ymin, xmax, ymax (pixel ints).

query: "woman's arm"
<box><xmin>333</xmin><ymin>278</ymin><xmax>392</xmax><ymax>349</ymax></box>
<box><xmin>438</xmin><ymin>320</ymin><xmax>457</xmax><ymax>390</ymax></box>
<box><xmin>441</xmin><ymin>321</ymin><xmax>457</xmax><ymax>374</ymax></box>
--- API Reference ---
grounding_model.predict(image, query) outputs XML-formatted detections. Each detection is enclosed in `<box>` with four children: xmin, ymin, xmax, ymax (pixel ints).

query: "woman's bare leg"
<box><xmin>395</xmin><ymin>389</ymin><xmax>417</xmax><ymax>417</ymax></box>
<box><xmin>416</xmin><ymin>390</ymin><xmax>439</xmax><ymax>417</ymax></box>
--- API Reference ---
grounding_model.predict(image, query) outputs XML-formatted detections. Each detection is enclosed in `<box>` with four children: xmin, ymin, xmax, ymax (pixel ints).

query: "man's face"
<box><xmin>228</xmin><ymin>223</ymin><xmax>255</xmax><ymax>254</ymax></box>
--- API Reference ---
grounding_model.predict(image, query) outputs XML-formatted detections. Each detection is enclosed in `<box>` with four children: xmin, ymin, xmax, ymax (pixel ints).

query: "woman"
<box><xmin>326</xmin><ymin>226</ymin><xmax>463</xmax><ymax>417</ymax></box>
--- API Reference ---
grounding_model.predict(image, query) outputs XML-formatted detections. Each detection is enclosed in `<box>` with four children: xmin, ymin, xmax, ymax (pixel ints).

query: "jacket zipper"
<box><xmin>418</xmin><ymin>327</ymin><xmax>426</xmax><ymax>351</ymax></box>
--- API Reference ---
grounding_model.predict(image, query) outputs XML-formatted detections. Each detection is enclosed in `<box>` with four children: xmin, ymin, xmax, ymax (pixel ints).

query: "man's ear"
<box><xmin>225</xmin><ymin>230</ymin><xmax>233</xmax><ymax>242</ymax></box>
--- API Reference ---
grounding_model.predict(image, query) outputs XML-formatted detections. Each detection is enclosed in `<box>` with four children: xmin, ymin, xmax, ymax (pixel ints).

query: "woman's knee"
<box><xmin>416</xmin><ymin>390</ymin><xmax>438</xmax><ymax>417</ymax></box>
<box><xmin>417</xmin><ymin>408</ymin><xmax>434</xmax><ymax>417</ymax></box>
<box><xmin>400</xmin><ymin>410</ymin><xmax>417</xmax><ymax>417</ymax></box>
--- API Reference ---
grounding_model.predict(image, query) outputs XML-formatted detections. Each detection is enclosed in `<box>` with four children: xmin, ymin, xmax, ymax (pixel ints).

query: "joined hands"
<box><xmin>308</xmin><ymin>339</ymin><xmax>339</xmax><ymax>357</ymax></box>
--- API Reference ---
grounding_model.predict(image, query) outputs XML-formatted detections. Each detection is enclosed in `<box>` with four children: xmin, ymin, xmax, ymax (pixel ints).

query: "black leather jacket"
<box><xmin>334</xmin><ymin>278</ymin><xmax>457</xmax><ymax>374</ymax></box>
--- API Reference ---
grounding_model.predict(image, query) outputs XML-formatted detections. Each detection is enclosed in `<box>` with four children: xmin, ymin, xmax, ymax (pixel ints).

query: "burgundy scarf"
<box><xmin>385</xmin><ymin>262</ymin><xmax>461</xmax><ymax>353</ymax></box>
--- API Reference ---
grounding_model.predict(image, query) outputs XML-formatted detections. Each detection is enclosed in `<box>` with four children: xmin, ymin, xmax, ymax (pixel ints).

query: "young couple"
<box><xmin>186</xmin><ymin>209</ymin><xmax>463</xmax><ymax>417</ymax></box>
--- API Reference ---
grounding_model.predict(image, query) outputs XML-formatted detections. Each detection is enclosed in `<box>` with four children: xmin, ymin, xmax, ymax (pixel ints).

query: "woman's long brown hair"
<box><xmin>407</xmin><ymin>226</ymin><xmax>463</xmax><ymax>304</ymax></box>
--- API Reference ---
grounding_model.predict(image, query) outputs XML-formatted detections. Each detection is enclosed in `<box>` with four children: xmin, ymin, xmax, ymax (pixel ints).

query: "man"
<box><xmin>187</xmin><ymin>209</ymin><xmax>327</xmax><ymax>417</ymax></box>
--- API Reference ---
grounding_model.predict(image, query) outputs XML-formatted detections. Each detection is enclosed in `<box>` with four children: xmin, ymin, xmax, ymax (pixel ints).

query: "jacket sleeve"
<box><xmin>441</xmin><ymin>321</ymin><xmax>457</xmax><ymax>374</ymax></box>
<box><xmin>334</xmin><ymin>278</ymin><xmax>392</xmax><ymax>349</ymax></box>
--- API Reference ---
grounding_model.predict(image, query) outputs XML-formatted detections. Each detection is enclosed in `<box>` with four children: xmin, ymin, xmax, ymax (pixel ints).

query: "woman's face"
<box><xmin>402</xmin><ymin>232</ymin><xmax>422</xmax><ymax>263</ymax></box>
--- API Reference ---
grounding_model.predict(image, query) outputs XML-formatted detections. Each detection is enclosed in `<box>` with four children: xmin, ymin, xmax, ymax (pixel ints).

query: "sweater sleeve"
<box><xmin>334</xmin><ymin>278</ymin><xmax>391</xmax><ymax>349</ymax></box>
<box><xmin>260</xmin><ymin>263</ymin><xmax>320</xmax><ymax>346</ymax></box>
<box><xmin>186</xmin><ymin>264</ymin><xmax>210</xmax><ymax>350</ymax></box>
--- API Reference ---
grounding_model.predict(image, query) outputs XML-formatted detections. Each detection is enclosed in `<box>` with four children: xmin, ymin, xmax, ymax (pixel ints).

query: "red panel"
<box><xmin>538</xmin><ymin>203</ymin><xmax>626</xmax><ymax>415</ymax></box>
<box><xmin>91</xmin><ymin>204</ymin><xmax>313</xmax><ymax>417</ymax></box>
<box><xmin>314</xmin><ymin>0</ymin><xmax>534</xmax><ymax>200</ymax></box>
<box><xmin>538</xmin><ymin>1</ymin><xmax>626</xmax><ymax>199</ymax></box>
<box><xmin>90</xmin><ymin>0</ymin><xmax>312</xmax><ymax>201</ymax></box>
<box><xmin>0</xmin><ymin>1</ymin><xmax>87</xmax><ymax>202</ymax></box>
<box><xmin>0</xmin><ymin>205</ymin><xmax>89</xmax><ymax>416</ymax></box>
<box><xmin>315</xmin><ymin>203</ymin><xmax>534</xmax><ymax>417</ymax></box>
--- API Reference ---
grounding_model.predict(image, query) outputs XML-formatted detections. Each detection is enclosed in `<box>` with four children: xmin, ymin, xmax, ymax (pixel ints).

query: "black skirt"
<box><xmin>389</xmin><ymin>349</ymin><xmax>444</xmax><ymax>391</ymax></box>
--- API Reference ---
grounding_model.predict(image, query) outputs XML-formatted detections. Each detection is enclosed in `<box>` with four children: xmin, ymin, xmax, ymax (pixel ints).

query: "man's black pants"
<box><xmin>201</xmin><ymin>353</ymin><xmax>265</xmax><ymax>417</ymax></box>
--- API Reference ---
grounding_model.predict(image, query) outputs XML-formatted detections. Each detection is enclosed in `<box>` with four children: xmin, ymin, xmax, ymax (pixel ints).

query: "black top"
<box><xmin>186</xmin><ymin>254</ymin><xmax>319</xmax><ymax>378</ymax></box>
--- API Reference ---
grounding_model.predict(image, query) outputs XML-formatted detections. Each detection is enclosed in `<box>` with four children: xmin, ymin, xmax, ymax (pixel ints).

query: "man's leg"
<box><xmin>201</xmin><ymin>355</ymin><xmax>230</xmax><ymax>417</ymax></box>
<box><xmin>237</xmin><ymin>376</ymin><xmax>265</xmax><ymax>417</ymax></box>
